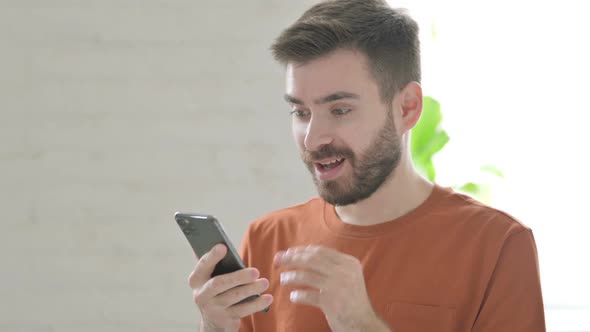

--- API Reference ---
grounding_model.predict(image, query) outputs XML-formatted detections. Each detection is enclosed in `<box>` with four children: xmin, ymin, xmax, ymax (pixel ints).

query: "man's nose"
<box><xmin>304</xmin><ymin>117</ymin><xmax>333</xmax><ymax>152</ymax></box>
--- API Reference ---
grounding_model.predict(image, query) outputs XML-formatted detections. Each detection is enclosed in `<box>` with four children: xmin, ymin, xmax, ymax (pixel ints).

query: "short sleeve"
<box><xmin>472</xmin><ymin>229</ymin><xmax>546</xmax><ymax>331</ymax></box>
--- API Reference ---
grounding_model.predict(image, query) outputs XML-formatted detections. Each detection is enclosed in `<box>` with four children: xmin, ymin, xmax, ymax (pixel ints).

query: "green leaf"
<box><xmin>416</xmin><ymin>130</ymin><xmax>450</xmax><ymax>164</ymax></box>
<box><xmin>415</xmin><ymin>158</ymin><xmax>437</xmax><ymax>181</ymax></box>
<box><xmin>425</xmin><ymin>160</ymin><xmax>436</xmax><ymax>181</ymax></box>
<box><xmin>411</xmin><ymin>96</ymin><xmax>449</xmax><ymax>180</ymax></box>
<box><xmin>458</xmin><ymin>182</ymin><xmax>481</xmax><ymax>195</ymax></box>
<box><xmin>411</xmin><ymin>97</ymin><xmax>442</xmax><ymax>157</ymax></box>
<box><xmin>480</xmin><ymin>164</ymin><xmax>504</xmax><ymax>178</ymax></box>
<box><xmin>456</xmin><ymin>182</ymin><xmax>492</xmax><ymax>204</ymax></box>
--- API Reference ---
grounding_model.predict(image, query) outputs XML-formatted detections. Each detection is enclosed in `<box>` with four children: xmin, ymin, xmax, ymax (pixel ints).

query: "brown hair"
<box><xmin>271</xmin><ymin>0</ymin><xmax>421</xmax><ymax>102</ymax></box>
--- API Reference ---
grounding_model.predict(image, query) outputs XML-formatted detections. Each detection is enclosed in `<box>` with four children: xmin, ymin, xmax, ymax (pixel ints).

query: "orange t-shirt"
<box><xmin>239</xmin><ymin>185</ymin><xmax>546</xmax><ymax>331</ymax></box>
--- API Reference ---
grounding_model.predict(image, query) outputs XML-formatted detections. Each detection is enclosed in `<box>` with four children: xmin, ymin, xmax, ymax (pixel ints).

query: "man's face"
<box><xmin>285</xmin><ymin>49</ymin><xmax>402</xmax><ymax>206</ymax></box>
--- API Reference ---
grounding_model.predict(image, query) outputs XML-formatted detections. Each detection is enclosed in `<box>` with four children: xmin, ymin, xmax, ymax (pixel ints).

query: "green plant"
<box><xmin>411</xmin><ymin>96</ymin><xmax>503</xmax><ymax>203</ymax></box>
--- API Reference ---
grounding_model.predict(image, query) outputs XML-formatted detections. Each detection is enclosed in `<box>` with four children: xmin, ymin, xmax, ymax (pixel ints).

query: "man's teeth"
<box><xmin>321</xmin><ymin>159</ymin><xmax>343</xmax><ymax>167</ymax></box>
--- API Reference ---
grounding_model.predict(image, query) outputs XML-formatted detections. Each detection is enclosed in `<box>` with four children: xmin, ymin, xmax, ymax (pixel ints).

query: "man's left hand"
<box><xmin>274</xmin><ymin>245</ymin><xmax>391</xmax><ymax>332</ymax></box>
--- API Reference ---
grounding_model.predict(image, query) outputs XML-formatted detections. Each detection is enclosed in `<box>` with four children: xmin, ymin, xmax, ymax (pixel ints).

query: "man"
<box><xmin>188</xmin><ymin>0</ymin><xmax>546</xmax><ymax>331</ymax></box>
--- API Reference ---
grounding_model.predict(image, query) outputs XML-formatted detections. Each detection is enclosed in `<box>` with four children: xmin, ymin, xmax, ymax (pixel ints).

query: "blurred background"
<box><xmin>1</xmin><ymin>0</ymin><xmax>588</xmax><ymax>331</ymax></box>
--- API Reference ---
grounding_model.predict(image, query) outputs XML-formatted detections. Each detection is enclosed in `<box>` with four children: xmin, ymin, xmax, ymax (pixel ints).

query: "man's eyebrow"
<box><xmin>284</xmin><ymin>94</ymin><xmax>304</xmax><ymax>105</ymax></box>
<box><xmin>284</xmin><ymin>91</ymin><xmax>360</xmax><ymax>106</ymax></box>
<box><xmin>315</xmin><ymin>91</ymin><xmax>360</xmax><ymax>104</ymax></box>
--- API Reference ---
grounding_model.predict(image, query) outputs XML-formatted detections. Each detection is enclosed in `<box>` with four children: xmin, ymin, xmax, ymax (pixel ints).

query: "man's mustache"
<box><xmin>302</xmin><ymin>145</ymin><xmax>355</xmax><ymax>163</ymax></box>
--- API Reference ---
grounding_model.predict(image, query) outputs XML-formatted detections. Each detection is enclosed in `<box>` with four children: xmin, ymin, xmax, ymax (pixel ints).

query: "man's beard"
<box><xmin>301</xmin><ymin>111</ymin><xmax>402</xmax><ymax>206</ymax></box>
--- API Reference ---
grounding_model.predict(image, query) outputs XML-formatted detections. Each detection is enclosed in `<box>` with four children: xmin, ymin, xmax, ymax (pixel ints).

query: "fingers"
<box><xmin>280</xmin><ymin>270</ymin><xmax>326</xmax><ymax>289</ymax></box>
<box><xmin>195</xmin><ymin>268</ymin><xmax>260</xmax><ymax>304</ymax></box>
<box><xmin>228</xmin><ymin>294</ymin><xmax>274</xmax><ymax>318</ymax></box>
<box><xmin>274</xmin><ymin>246</ymin><xmax>341</xmax><ymax>275</ymax></box>
<box><xmin>289</xmin><ymin>290</ymin><xmax>320</xmax><ymax>307</ymax></box>
<box><xmin>215</xmin><ymin>278</ymin><xmax>270</xmax><ymax>307</ymax></box>
<box><xmin>189</xmin><ymin>244</ymin><xmax>227</xmax><ymax>288</ymax></box>
<box><xmin>275</xmin><ymin>246</ymin><xmax>365</xmax><ymax>312</ymax></box>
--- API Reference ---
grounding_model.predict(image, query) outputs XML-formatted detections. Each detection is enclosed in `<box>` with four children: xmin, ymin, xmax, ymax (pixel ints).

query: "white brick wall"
<box><xmin>0</xmin><ymin>1</ymin><xmax>317</xmax><ymax>330</ymax></box>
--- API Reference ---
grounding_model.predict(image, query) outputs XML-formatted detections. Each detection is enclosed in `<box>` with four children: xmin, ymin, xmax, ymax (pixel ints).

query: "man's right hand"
<box><xmin>188</xmin><ymin>244</ymin><xmax>273</xmax><ymax>332</ymax></box>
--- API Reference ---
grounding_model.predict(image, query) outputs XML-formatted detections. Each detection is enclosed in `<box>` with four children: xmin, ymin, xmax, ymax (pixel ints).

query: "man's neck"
<box><xmin>334</xmin><ymin>159</ymin><xmax>434</xmax><ymax>226</ymax></box>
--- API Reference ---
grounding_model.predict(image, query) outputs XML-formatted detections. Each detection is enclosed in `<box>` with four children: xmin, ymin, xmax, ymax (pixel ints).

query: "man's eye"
<box><xmin>290</xmin><ymin>110</ymin><xmax>310</xmax><ymax>118</ymax></box>
<box><xmin>332</xmin><ymin>108</ymin><xmax>352</xmax><ymax>116</ymax></box>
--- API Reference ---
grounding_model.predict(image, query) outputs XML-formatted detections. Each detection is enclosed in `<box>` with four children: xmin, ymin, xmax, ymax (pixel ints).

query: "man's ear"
<box><xmin>397</xmin><ymin>81</ymin><xmax>423</xmax><ymax>134</ymax></box>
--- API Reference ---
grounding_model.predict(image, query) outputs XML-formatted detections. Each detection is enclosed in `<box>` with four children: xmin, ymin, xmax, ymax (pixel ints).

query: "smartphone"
<box><xmin>175</xmin><ymin>212</ymin><xmax>246</xmax><ymax>276</ymax></box>
<box><xmin>175</xmin><ymin>212</ymin><xmax>267</xmax><ymax>310</ymax></box>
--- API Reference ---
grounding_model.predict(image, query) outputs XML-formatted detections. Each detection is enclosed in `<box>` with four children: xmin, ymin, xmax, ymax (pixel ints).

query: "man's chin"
<box><xmin>319</xmin><ymin>193</ymin><xmax>360</xmax><ymax>206</ymax></box>
<box><xmin>316</xmin><ymin>183</ymin><xmax>360</xmax><ymax>206</ymax></box>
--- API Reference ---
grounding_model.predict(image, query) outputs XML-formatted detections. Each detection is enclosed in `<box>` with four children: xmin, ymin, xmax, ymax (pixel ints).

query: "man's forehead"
<box><xmin>284</xmin><ymin>51</ymin><xmax>377</xmax><ymax>103</ymax></box>
<box><xmin>286</xmin><ymin>49</ymin><xmax>367</xmax><ymax>74</ymax></box>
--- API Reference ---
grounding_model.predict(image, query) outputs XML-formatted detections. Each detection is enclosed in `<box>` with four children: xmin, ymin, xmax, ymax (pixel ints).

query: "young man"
<box><xmin>188</xmin><ymin>0</ymin><xmax>546</xmax><ymax>331</ymax></box>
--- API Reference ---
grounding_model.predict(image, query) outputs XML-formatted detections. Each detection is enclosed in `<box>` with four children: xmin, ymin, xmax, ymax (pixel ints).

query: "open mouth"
<box><xmin>314</xmin><ymin>158</ymin><xmax>346</xmax><ymax>180</ymax></box>
<box><xmin>317</xmin><ymin>158</ymin><xmax>345</xmax><ymax>170</ymax></box>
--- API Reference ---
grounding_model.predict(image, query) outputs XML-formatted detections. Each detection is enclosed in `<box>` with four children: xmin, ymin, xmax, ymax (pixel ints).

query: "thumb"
<box><xmin>188</xmin><ymin>244</ymin><xmax>227</xmax><ymax>288</ymax></box>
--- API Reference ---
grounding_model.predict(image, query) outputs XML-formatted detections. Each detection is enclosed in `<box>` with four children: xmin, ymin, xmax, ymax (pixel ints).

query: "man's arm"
<box><xmin>473</xmin><ymin>229</ymin><xmax>546</xmax><ymax>331</ymax></box>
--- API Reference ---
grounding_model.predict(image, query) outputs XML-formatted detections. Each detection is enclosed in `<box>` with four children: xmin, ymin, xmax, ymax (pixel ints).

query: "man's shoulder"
<box><xmin>435</xmin><ymin>185</ymin><xmax>531</xmax><ymax>237</ymax></box>
<box><xmin>246</xmin><ymin>197</ymin><xmax>324</xmax><ymax>235</ymax></box>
